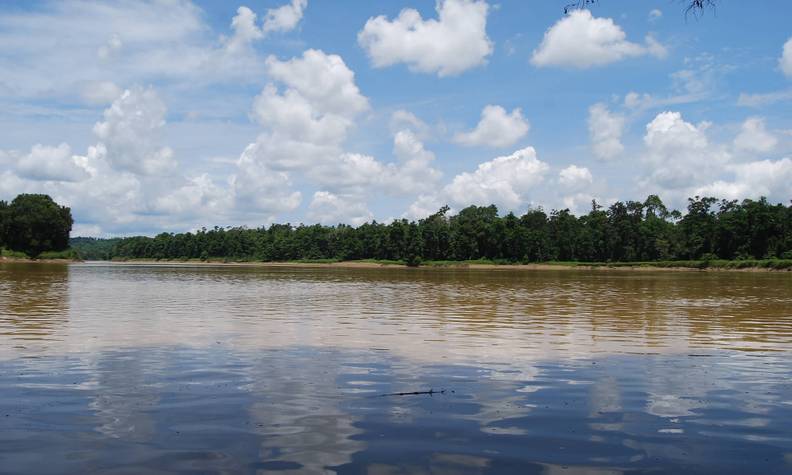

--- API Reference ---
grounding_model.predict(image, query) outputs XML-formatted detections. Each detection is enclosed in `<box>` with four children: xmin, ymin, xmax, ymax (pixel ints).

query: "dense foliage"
<box><xmin>0</xmin><ymin>194</ymin><xmax>73</xmax><ymax>257</ymax></box>
<box><xmin>73</xmin><ymin>195</ymin><xmax>792</xmax><ymax>264</ymax></box>
<box><xmin>69</xmin><ymin>237</ymin><xmax>121</xmax><ymax>261</ymax></box>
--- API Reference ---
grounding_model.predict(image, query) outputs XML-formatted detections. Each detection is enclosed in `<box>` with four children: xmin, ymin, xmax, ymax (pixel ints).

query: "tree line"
<box><xmin>0</xmin><ymin>194</ymin><xmax>73</xmax><ymax>257</ymax></box>
<box><xmin>71</xmin><ymin>195</ymin><xmax>792</xmax><ymax>264</ymax></box>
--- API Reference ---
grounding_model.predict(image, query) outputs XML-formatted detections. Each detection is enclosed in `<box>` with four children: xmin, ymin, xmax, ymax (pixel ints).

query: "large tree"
<box><xmin>0</xmin><ymin>200</ymin><xmax>8</xmax><ymax>249</ymax></box>
<box><xmin>3</xmin><ymin>194</ymin><xmax>73</xmax><ymax>257</ymax></box>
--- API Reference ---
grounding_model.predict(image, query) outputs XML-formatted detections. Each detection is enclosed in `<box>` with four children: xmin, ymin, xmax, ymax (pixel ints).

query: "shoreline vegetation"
<box><xmin>107</xmin><ymin>257</ymin><xmax>792</xmax><ymax>271</ymax></box>
<box><xmin>3</xmin><ymin>193</ymin><xmax>792</xmax><ymax>272</ymax></box>
<box><xmin>4</xmin><ymin>255</ymin><xmax>790</xmax><ymax>272</ymax></box>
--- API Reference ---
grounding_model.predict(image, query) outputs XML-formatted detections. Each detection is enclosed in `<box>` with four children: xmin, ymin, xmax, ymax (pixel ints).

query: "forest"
<box><xmin>70</xmin><ymin>195</ymin><xmax>792</xmax><ymax>266</ymax></box>
<box><xmin>0</xmin><ymin>194</ymin><xmax>74</xmax><ymax>258</ymax></box>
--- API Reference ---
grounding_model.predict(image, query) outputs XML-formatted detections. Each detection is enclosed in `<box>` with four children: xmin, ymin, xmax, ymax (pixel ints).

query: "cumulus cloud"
<box><xmin>224</xmin><ymin>1</ymin><xmax>307</xmax><ymax>54</ymax></box>
<box><xmin>239</xmin><ymin>49</ymin><xmax>368</xmax><ymax>173</ymax></box>
<box><xmin>588</xmin><ymin>103</ymin><xmax>625</xmax><ymax>160</ymax></box>
<box><xmin>152</xmin><ymin>174</ymin><xmax>231</xmax><ymax>218</ymax></box>
<box><xmin>224</xmin><ymin>6</ymin><xmax>264</xmax><ymax>54</ymax></box>
<box><xmin>236</xmin><ymin>47</ymin><xmax>442</xmax><ymax>220</ymax></box>
<box><xmin>632</xmin><ymin>110</ymin><xmax>792</xmax><ymax>208</ymax></box>
<box><xmin>357</xmin><ymin>0</ymin><xmax>493</xmax><ymax>77</ymax></box>
<box><xmin>263</xmin><ymin>0</ymin><xmax>308</xmax><ymax>34</ymax></box>
<box><xmin>558</xmin><ymin>165</ymin><xmax>593</xmax><ymax>190</ymax></box>
<box><xmin>454</xmin><ymin>105</ymin><xmax>530</xmax><ymax>148</ymax></box>
<box><xmin>231</xmin><ymin>144</ymin><xmax>301</xmax><ymax>215</ymax></box>
<box><xmin>264</xmin><ymin>49</ymin><xmax>369</xmax><ymax>117</ymax></box>
<box><xmin>93</xmin><ymin>87</ymin><xmax>177</xmax><ymax>176</ymax></box>
<box><xmin>445</xmin><ymin>147</ymin><xmax>548</xmax><ymax>209</ymax></box>
<box><xmin>310</xmin><ymin>152</ymin><xmax>387</xmax><ymax>192</ymax></box>
<box><xmin>407</xmin><ymin>146</ymin><xmax>549</xmax><ymax>218</ymax></box>
<box><xmin>733</xmin><ymin>117</ymin><xmax>777</xmax><ymax>153</ymax></box>
<box><xmin>229</xmin><ymin>48</ymin><xmax>416</xmax><ymax>220</ymax></box>
<box><xmin>15</xmin><ymin>143</ymin><xmax>89</xmax><ymax>182</ymax></box>
<box><xmin>694</xmin><ymin>159</ymin><xmax>792</xmax><ymax>202</ymax></box>
<box><xmin>386</xmin><ymin>130</ymin><xmax>443</xmax><ymax>194</ymax></box>
<box><xmin>307</xmin><ymin>191</ymin><xmax>373</xmax><ymax>226</ymax></box>
<box><xmin>531</xmin><ymin>10</ymin><xmax>666</xmax><ymax>69</ymax></box>
<box><xmin>781</xmin><ymin>37</ymin><xmax>792</xmax><ymax>78</ymax></box>
<box><xmin>79</xmin><ymin>80</ymin><xmax>123</xmax><ymax>105</ymax></box>
<box><xmin>641</xmin><ymin>111</ymin><xmax>728</xmax><ymax>191</ymax></box>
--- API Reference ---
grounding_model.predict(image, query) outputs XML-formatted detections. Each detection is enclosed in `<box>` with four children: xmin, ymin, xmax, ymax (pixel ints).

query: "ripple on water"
<box><xmin>0</xmin><ymin>262</ymin><xmax>791</xmax><ymax>473</ymax></box>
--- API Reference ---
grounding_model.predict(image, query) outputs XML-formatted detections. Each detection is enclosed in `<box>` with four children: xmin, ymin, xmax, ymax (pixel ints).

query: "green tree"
<box><xmin>4</xmin><ymin>194</ymin><xmax>73</xmax><ymax>256</ymax></box>
<box><xmin>679</xmin><ymin>196</ymin><xmax>718</xmax><ymax>259</ymax></box>
<box><xmin>0</xmin><ymin>199</ymin><xmax>8</xmax><ymax>249</ymax></box>
<box><xmin>520</xmin><ymin>208</ymin><xmax>552</xmax><ymax>262</ymax></box>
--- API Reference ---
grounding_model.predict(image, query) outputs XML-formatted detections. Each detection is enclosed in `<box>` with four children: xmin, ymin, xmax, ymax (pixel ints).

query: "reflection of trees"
<box><xmin>0</xmin><ymin>263</ymin><xmax>69</xmax><ymax>347</ymax></box>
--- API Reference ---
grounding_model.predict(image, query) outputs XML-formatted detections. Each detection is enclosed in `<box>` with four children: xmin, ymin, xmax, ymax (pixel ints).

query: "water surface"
<box><xmin>1</xmin><ymin>262</ymin><xmax>791</xmax><ymax>474</ymax></box>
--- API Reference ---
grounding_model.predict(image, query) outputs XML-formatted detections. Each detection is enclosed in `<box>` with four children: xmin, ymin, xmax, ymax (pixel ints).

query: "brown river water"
<box><xmin>1</xmin><ymin>262</ymin><xmax>791</xmax><ymax>474</ymax></box>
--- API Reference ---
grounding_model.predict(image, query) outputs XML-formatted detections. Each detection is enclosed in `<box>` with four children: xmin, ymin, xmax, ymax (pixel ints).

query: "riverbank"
<box><xmin>98</xmin><ymin>257</ymin><xmax>792</xmax><ymax>272</ymax></box>
<box><xmin>0</xmin><ymin>256</ymin><xmax>81</xmax><ymax>264</ymax></box>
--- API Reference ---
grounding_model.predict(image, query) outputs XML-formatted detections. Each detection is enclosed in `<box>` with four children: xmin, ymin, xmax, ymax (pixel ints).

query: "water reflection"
<box><xmin>3</xmin><ymin>346</ymin><xmax>790</xmax><ymax>473</ymax></box>
<box><xmin>2</xmin><ymin>263</ymin><xmax>790</xmax><ymax>363</ymax></box>
<box><xmin>0</xmin><ymin>263</ymin><xmax>791</xmax><ymax>473</ymax></box>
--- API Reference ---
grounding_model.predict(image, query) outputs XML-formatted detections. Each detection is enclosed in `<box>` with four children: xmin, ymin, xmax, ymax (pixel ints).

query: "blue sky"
<box><xmin>0</xmin><ymin>0</ymin><xmax>790</xmax><ymax>236</ymax></box>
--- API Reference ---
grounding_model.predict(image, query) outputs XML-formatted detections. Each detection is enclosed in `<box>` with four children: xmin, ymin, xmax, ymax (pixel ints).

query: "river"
<box><xmin>1</xmin><ymin>262</ymin><xmax>791</xmax><ymax>474</ymax></box>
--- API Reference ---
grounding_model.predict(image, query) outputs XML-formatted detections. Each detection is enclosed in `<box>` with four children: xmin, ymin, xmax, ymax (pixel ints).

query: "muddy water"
<box><xmin>1</xmin><ymin>262</ymin><xmax>791</xmax><ymax>474</ymax></box>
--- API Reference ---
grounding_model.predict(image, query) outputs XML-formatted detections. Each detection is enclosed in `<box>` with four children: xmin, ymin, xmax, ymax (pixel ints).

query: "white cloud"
<box><xmin>224</xmin><ymin>6</ymin><xmax>264</xmax><ymax>54</ymax></box>
<box><xmin>0</xmin><ymin>0</ymin><xmax>309</xmax><ymax>104</ymax></box>
<box><xmin>641</xmin><ymin>111</ymin><xmax>727</xmax><ymax>191</ymax></box>
<box><xmin>390</xmin><ymin>110</ymin><xmax>430</xmax><ymax>137</ymax></box>
<box><xmin>224</xmin><ymin>1</ymin><xmax>307</xmax><ymax>54</ymax></box>
<box><xmin>733</xmin><ymin>117</ymin><xmax>777</xmax><ymax>153</ymax></box>
<box><xmin>152</xmin><ymin>173</ymin><xmax>231</xmax><ymax>218</ymax></box>
<box><xmin>263</xmin><ymin>0</ymin><xmax>308</xmax><ymax>34</ymax></box>
<box><xmin>781</xmin><ymin>37</ymin><xmax>792</xmax><ymax>78</ymax></box>
<box><xmin>387</xmin><ymin>130</ymin><xmax>443</xmax><ymax>194</ymax></box>
<box><xmin>93</xmin><ymin>87</ymin><xmax>177</xmax><ymax>176</ymax></box>
<box><xmin>231</xmin><ymin>144</ymin><xmax>301</xmax><ymax>215</ymax></box>
<box><xmin>97</xmin><ymin>33</ymin><xmax>122</xmax><ymax>60</ymax></box>
<box><xmin>0</xmin><ymin>82</ymin><xmax>310</xmax><ymax>235</ymax></box>
<box><xmin>454</xmin><ymin>105</ymin><xmax>530</xmax><ymax>148</ymax></box>
<box><xmin>79</xmin><ymin>80</ymin><xmax>123</xmax><ymax>105</ymax></box>
<box><xmin>264</xmin><ymin>49</ymin><xmax>369</xmax><ymax>117</ymax></box>
<box><xmin>558</xmin><ymin>165</ymin><xmax>593</xmax><ymax>190</ymax></box>
<box><xmin>588</xmin><ymin>103</ymin><xmax>624</xmax><ymax>160</ymax></box>
<box><xmin>308</xmin><ymin>191</ymin><xmax>373</xmax><ymax>226</ymax></box>
<box><xmin>15</xmin><ymin>143</ymin><xmax>89</xmax><ymax>182</ymax></box>
<box><xmin>737</xmin><ymin>89</ymin><xmax>792</xmax><ymax>107</ymax></box>
<box><xmin>406</xmin><ymin>146</ymin><xmax>551</xmax><ymax>218</ymax></box>
<box><xmin>649</xmin><ymin>9</ymin><xmax>663</xmax><ymax>21</ymax></box>
<box><xmin>240</xmin><ymin>49</ymin><xmax>368</xmax><ymax>173</ymax></box>
<box><xmin>310</xmin><ymin>152</ymin><xmax>387</xmax><ymax>192</ymax></box>
<box><xmin>694</xmin><ymin>158</ymin><xmax>792</xmax><ymax>202</ymax></box>
<box><xmin>357</xmin><ymin>0</ymin><xmax>493</xmax><ymax>77</ymax></box>
<box><xmin>531</xmin><ymin>10</ymin><xmax>666</xmax><ymax>69</ymax></box>
<box><xmin>443</xmin><ymin>146</ymin><xmax>549</xmax><ymax>210</ymax></box>
<box><xmin>0</xmin><ymin>1</ymin><xmax>209</xmax><ymax>98</ymax></box>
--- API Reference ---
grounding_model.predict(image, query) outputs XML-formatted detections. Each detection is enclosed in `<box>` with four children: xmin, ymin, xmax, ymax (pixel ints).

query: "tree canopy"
<box><xmin>71</xmin><ymin>195</ymin><xmax>792</xmax><ymax>264</ymax></box>
<box><xmin>0</xmin><ymin>194</ymin><xmax>73</xmax><ymax>257</ymax></box>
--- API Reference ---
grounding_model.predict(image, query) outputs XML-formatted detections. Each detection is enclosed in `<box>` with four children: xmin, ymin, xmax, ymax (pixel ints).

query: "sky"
<box><xmin>0</xmin><ymin>0</ymin><xmax>791</xmax><ymax>237</ymax></box>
